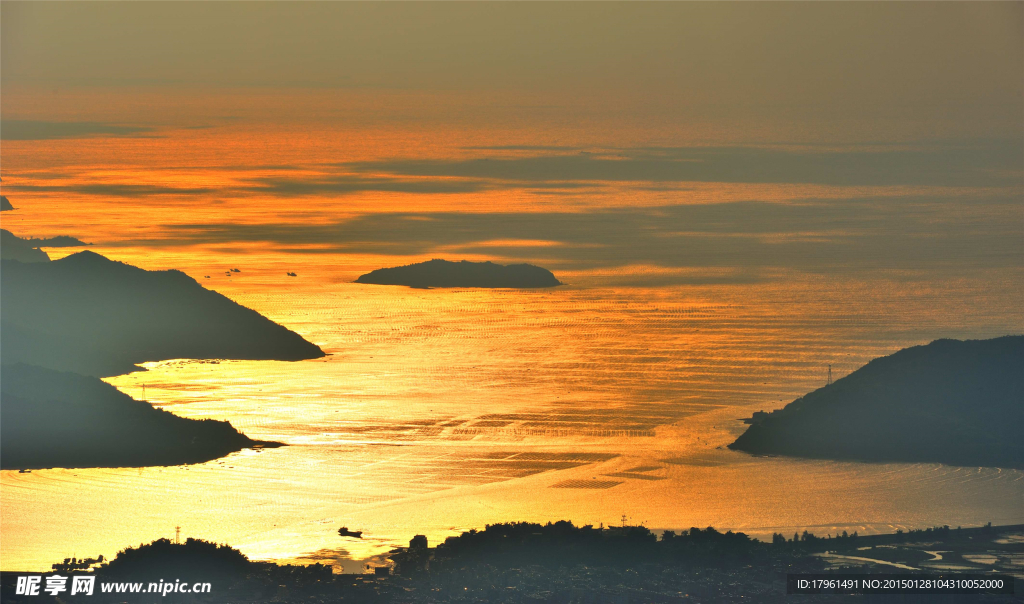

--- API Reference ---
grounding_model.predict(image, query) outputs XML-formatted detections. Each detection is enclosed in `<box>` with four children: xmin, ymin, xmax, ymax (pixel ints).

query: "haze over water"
<box><xmin>1</xmin><ymin>2</ymin><xmax>1022</xmax><ymax>573</ymax></box>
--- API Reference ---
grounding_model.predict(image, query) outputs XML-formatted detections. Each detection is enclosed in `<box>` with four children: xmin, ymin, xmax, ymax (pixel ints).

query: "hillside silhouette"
<box><xmin>1</xmin><ymin>228</ymin><xmax>89</xmax><ymax>263</ymax></box>
<box><xmin>1</xmin><ymin>229</ymin><xmax>50</xmax><ymax>263</ymax></box>
<box><xmin>1</xmin><ymin>196</ymin><xmax>13</xmax><ymax>211</ymax></box>
<box><xmin>99</xmin><ymin>538</ymin><xmax>253</xmax><ymax>582</ymax></box>
<box><xmin>1</xmin><ymin>364</ymin><xmax>273</xmax><ymax>470</ymax></box>
<box><xmin>4</xmin><ymin>522</ymin><xmax>1021</xmax><ymax>603</ymax></box>
<box><xmin>392</xmin><ymin>521</ymin><xmax>765</xmax><ymax>575</ymax></box>
<box><xmin>730</xmin><ymin>336</ymin><xmax>1024</xmax><ymax>468</ymax></box>
<box><xmin>355</xmin><ymin>259</ymin><xmax>561</xmax><ymax>288</ymax></box>
<box><xmin>1</xmin><ymin>251</ymin><xmax>325</xmax><ymax>376</ymax></box>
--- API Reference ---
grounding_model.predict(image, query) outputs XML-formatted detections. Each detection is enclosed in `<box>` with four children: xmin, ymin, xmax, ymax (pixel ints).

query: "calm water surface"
<box><xmin>2</xmin><ymin>251</ymin><xmax>1022</xmax><ymax>572</ymax></box>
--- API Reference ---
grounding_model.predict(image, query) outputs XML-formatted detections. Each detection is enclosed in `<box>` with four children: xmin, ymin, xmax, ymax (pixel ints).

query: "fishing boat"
<box><xmin>338</xmin><ymin>527</ymin><xmax>363</xmax><ymax>538</ymax></box>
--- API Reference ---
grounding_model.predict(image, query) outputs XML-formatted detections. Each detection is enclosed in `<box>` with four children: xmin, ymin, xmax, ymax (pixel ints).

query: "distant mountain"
<box><xmin>729</xmin><ymin>336</ymin><xmax>1024</xmax><ymax>469</ymax></box>
<box><xmin>1</xmin><ymin>229</ymin><xmax>50</xmax><ymax>263</ymax></box>
<box><xmin>356</xmin><ymin>259</ymin><xmax>562</xmax><ymax>288</ymax></box>
<box><xmin>1</xmin><ymin>363</ymin><xmax>274</xmax><ymax>470</ymax></box>
<box><xmin>1</xmin><ymin>251</ymin><xmax>325</xmax><ymax>377</ymax></box>
<box><xmin>21</xmin><ymin>234</ymin><xmax>91</xmax><ymax>247</ymax></box>
<box><xmin>1</xmin><ymin>228</ymin><xmax>90</xmax><ymax>262</ymax></box>
<box><xmin>1</xmin><ymin>195</ymin><xmax>13</xmax><ymax>211</ymax></box>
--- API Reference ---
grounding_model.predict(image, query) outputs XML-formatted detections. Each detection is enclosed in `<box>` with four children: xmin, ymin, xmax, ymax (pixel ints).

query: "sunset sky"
<box><xmin>2</xmin><ymin>2</ymin><xmax>1021</xmax><ymax>286</ymax></box>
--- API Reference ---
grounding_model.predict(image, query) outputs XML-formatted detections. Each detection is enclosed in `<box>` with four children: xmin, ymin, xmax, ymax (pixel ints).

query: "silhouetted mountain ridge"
<box><xmin>356</xmin><ymin>258</ymin><xmax>561</xmax><ymax>288</ymax></box>
<box><xmin>24</xmin><ymin>234</ymin><xmax>91</xmax><ymax>247</ymax></box>
<box><xmin>1</xmin><ymin>229</ymin><xmax>50</xmax><ymax>263</ymax></box>
<box><xmin>1</xmin><ymin>250</ymin><xmax>325</xmax><ymax>376</ymax></box>
<box><xmin>1</xmin><ymin>225</ymin><xmax>89</xmax><ymax>263</ymax></box>
<box><xmin>1</xmin><ymin>363</ymin><xmax>275</xmax><ymax>470</ymax></box>
<box><xmin>729</xmin><ymin>336</ymin><xmax>1024</xmax><ymax>468</ymax></box>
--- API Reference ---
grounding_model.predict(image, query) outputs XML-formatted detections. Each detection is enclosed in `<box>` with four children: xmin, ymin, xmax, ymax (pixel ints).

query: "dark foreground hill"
<box><xmin>5</xmin><ymin>523</ymin><xmax>1020</xmax><ymax>603</ymax></box>
<box><xmin>98</xmin><ymin>538</ymin><xmax>256</xmax><ymax>582</ymax></box>
<box><xmin>729</xmin><ymin>336</ymin><xmax>1024</xmax><ymax>469</ymax></box>
<box><xmin>1</xmin><ymin>364</ymin><xmax>274</xmax><ymax>470</ymax></box>
<box><xmin>1</xmin><ymin>251</ymin><xmax>325</xmax><ymax>376</ymax></box>
<box><xmin>355</xmin><ymin>259</ymin><xmax>562</xmax><ymax>288</ymax></box>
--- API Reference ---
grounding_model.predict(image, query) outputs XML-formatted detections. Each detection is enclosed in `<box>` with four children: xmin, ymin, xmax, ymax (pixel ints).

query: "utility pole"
<box><xmin>175</xmin><ymin>526</ymin><xmax>181</xmax><ymax>544</ymax></box>
<box><xmin>827</xmin><ymin>365</ymin><xmax>833</xmax><ymax>386</ymax></box>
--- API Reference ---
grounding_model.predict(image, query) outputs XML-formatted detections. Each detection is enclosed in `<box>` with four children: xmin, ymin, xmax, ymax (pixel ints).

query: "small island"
<box><xmin>1</xmin><ymin>364</ymin><xmax>276</xmax><ymax>470</ymax></box>
<box><xmin>355</xmin><ymin>259</ymin><xmax>562</xmax><ymax>289</ymax></box>
<box><xmin>1</xmin><ymin>250</ymin><xmax>325</xmax><ymax>377</ymax></box>
<box><xmin>729</xmin><ymin>336</ymin><xmax>1024</xmax><ymax>469</ymax></box>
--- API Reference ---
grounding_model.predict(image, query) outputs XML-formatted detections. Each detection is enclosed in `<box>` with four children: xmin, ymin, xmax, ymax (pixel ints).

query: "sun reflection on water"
<box><xmin>3</xmin><ymin>258</ymin><xmax>1022</xmax><ymax>572</ymax></box>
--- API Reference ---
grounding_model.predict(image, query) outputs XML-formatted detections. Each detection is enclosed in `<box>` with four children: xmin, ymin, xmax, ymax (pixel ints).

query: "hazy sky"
<box><xmin>4</xmin><ymin>2</ymin><xmax>1022</xmax><ymax>137</ymax></box>
<box><xmin>1</xmin><ymin>2</ymin><xmax>1021</xmax><ymax>283</ymax></box>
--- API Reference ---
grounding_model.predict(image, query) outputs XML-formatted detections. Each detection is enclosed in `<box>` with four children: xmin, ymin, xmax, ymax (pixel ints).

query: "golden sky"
<box><xmin>1</xmin><ymin>2</ymin><xmax>1021</xmax><ymax>284</ymax></box>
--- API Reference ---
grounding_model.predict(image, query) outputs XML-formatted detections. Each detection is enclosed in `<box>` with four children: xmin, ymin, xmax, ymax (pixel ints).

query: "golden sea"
<box><xmin>1</xmin><ymin>95</ymin><xmax>1022</xmax><ymax>571</ymax></box>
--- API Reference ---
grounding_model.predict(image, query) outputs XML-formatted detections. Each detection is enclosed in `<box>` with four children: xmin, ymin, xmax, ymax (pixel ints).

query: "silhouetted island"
<box><xmin>1</xmin><ymin>364</ymin><xmax>276</xmax><ymax>470</ymax></box>
<box><xmin>730</xmin><ymin>336</ymin><xmax>1024</xmax><ymax>469</ymax></box>
<box><xmin>1</xmin><ymin>195</ymin><xmax>13</xmax><ymax>211</ymax></box>
<box><xmin>1</xmin><ymin>250</ymin><xmax>325</xmax><ymax>376</ymax></box>
<box><xmin>355</xmin><ymin>259</ymin><xmax>562</xmax><ymax>289</ymax></box>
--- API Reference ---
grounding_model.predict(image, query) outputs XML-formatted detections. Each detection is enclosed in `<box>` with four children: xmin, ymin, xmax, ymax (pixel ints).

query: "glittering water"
<box><xmin>3</xmin><ymin>253</ymin><xmax>1022</xmax><ymax>572</ymax></box>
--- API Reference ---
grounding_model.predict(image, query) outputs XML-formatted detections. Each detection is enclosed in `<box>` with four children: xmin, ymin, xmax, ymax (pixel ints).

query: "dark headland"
<box><xmin>355</xmin><ymin>259</ymin><xmax>562</xmax><ymax>289</ymax></box>
<box><xmin>1</xmin><ymin>364</ymin><xmax>276</xmax><ymax>470</ymax></box>
<box><xmin>0</xmin><ymin>250</ymin><xmax>320</xmax><ymax>469</ymax></box>
<box><xmin>730</xmin><ymin>336</ymin><xmax>1024</xmax><ymax>469</ymax></box>
<box><xmin>1</xmin><ymin>250</ymin><xmax>325</xmax><ymax>377</ymax></box>
<box><xmin>1</xmin><ymin>229</ymin><xmax>51</xmax><ymax>263</ymax></box>
<box><xmin>1</xmin><ymin>228</ymin><xmax>92</xmax><ymax>263</ymax></box>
